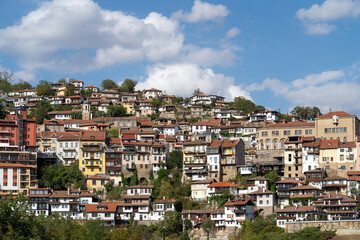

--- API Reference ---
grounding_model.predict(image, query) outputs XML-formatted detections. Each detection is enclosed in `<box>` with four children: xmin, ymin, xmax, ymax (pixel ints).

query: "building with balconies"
<box><xmin>276</xmin><ymin>178</ymin><xmax>303</xmax><ymax>207</ymax></box>
<box><xmin>79</xmin><ymin>131</ymin><xmax>106</xmax><ymax>175</ymax></box>
<box><xmin>322</xmin><ymin>175</ymin><xmax>347</xmax><ymax>195</ymax></box>
<box><xmin>0</xmin><ymin>163</ymin><xmax>37</xmax><ymax>195</ymax></box>
<box><xmin>182</xmin><ymin>140</ymin><xmax>208</xmax><ymax>183</ymax></box>
<box><xmin>276</xmin><ymin>205</ymin><xmax>317</xmax><ymax>228</ymax></box>
<box><xmin>29</xmin><ymin>188</ymin><xmax>51</xmax><ymax>216</ymax></box>
<box><xmin>223</xmin><ymin>199</ymin><xmax>256</xmax><ymax>228</ymax></box>
<box><xmin>220</xmin><ymin>139</ymin><xmax>244</xmax><ymax>181</ymax></box>
<box><xmin>56</xmin><ymin>132</ymin><xmax>81</xmax><ymax>166</ymax></box>
<box><xmin>284</xmin><ymin>136</ymin><xmax>304</xmax><ymax>179</ymax></box>
<box><xmin>313</xmin><ymin>194</ymin><xmax>358</xmax><ymax>220</ymax></box>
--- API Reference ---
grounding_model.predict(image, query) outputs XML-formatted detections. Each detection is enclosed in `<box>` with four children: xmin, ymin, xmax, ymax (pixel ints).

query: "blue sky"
<box><xmin>1</xmin><ymin>0</ymin><xmax>360</xmax><ymax>114</ymax></box>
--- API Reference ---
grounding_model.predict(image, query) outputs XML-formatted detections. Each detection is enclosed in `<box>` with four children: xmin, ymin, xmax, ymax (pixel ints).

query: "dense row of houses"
<box><xmin>1</xmin><ymin>80</ymin><xmax>360</xmax><ymax>231</ymax></box>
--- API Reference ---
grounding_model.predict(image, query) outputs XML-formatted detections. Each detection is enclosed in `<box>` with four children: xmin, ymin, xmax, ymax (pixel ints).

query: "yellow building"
<box><xmin>37</xmin><ymin>132</ymin><xmax>60</xmax><ymax>153</ymax></box>
<box><xmin>122</xmin><ymin>100</ymin><xmax>136</xmax><ymax>115</ymax></box>
<box><xmin>182</xmin><ymin>140</ymin><xmax>208</xmax><ymax>183</ymax></box>
<box><xmin>56</xmin><ymin>85</ymin><xmax>67</xmax><ymax>96</ymax></box>
<box><xmin>79</xmin><ymin>131</ymin><xmax>106</xmax><ymax>176</ymax></box>
<box><xmin>86</xmin><ymin>174</ymin><xmax>110</xmax><ymax>192</ymax></box>
<box><xmin>315</xmin><ymin>111</ymin><xmax>360</xmax><ymax>142</ymax></box>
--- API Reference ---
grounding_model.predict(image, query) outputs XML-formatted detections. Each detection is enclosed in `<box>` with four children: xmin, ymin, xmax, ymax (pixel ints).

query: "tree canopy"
<box><xmin>106</xmin><ymin>105</ymin><xmax>127</xmax><ymax>117</ymax></box>
<box><xmin>38</xmin><ymin>163</ymin><xmax>85</xmax><ymax>190</ymax></box>
<box><xmin>291</xmin><ymin>106</ymin><xmax>322</xmax><ymax>120</ymax></box>
<box><xmin>119</xmin><ymin>78</ymin><xmax>137</xmax><ymax>93</ymax></box>
<box><xmin>231</xmin><ymin>96</ymin><xmax>263</xmax><ymax>115</ymax></box>
<box><xmin>28</xmin><ymin>100</ymin><xmax>52</xmax><ymax>124</ymax></box>
<box><xmin>101</xmin><ymin>79</ymin><xmax>118</xmax><ymax>90</ymax></box>
<box><xmin>36</xmin><ymin>80</ymin><xmax>55</xmax><ymax>97</ymax></box>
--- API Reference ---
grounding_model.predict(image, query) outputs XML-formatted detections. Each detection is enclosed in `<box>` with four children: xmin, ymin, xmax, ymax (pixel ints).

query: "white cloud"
<box><xmin>136</xmin><ymin>63</ymin><xmax>251</xmax><ymax>101</ymax></box>
<box><xmin>296</xmin><ymin>0</ymin><xmax>360</xmax><ymax>35</ymax></box>
<box><xmin>225</xmin><ymin>27</ymin><xmax>241</xmax><ymax>39</ymax></box>
<box><xmin>0</xmin><ymin>0</ymin><xmax>184</xmax><ymax>80</ymax></box>
<box><xmin>172</xmin><ymin>0</ymin><xmax>229</xmax><ymax>23</ymax></box>
<box><xmin>248</xmin><ymin>68</ymin><xmax>360</xmax><ymax>113</ymax></box>
<box><xmin>304</xmin><ymin>22</ymin><xmax>337</xmax><ymax>35</ymax></box>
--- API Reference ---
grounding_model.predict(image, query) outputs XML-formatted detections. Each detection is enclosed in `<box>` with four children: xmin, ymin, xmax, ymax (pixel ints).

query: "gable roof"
<box><xmin>208</xmin><ymin>182</ymin><xmax>238</xmax><ymax>188</ymax></box>
<box><xmin>318</xmin><ymin>111</ymin><xmax>353</xmax><ymax>118</ymax></box>
<box><xmin>80</xmin><ymin>131</ymin><xmax>106</xmax><ymax>141</ymax></box>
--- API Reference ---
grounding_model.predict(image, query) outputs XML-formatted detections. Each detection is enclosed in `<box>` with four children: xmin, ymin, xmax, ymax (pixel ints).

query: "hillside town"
<box><xmin>0</xmin><ymin>77</ymin><xmax>359</xmax><ymax>238</ymax></box>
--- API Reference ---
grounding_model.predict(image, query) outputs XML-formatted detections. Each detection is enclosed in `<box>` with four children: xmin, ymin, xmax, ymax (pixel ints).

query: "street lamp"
<box><xmin>163</xmin><ymin>226</ymin><xmax>165</xmax><ymax>240</ymax></box>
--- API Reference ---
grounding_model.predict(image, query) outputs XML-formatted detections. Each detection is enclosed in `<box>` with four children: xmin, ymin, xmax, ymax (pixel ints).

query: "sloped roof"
<box><xmin>80</xmin><ymin>131</ymin><xmax>106</xmax><ymax>141</ymax></box>
<box><xmin>277</xmin><ymin>205</ymin><xmax>316</xmax><ymax>213</ymax></box>
<box><xmin>208</xmin><ymin>182</ymin><xmax>238</xmax><ymax>188</ymax></box>
<box><xmin>318</xmin><ymin>111</ymin><xmax>353</xmax><ymax>118</ymax></box>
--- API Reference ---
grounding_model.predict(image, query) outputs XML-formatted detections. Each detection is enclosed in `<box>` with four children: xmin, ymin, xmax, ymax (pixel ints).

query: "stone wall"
<box><xmin>285</xmin><ymin>220</ymin><xmax>360</xmax><ymax>235</ymax></box>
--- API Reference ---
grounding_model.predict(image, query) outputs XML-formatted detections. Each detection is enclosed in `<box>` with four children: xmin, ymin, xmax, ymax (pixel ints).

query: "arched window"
<box><xmin>266</xmin><ymin>140</ymin><xmax>270</xmax><ymax>150</ymax></box>
<box><xmin>260</xmin><ymin>140</ymin><xmax>264</xmax><ymax>150</ymax></box>
<box><xmin>280</xmin><ymin>139</ymin><xmax>285</xmax><ymax>149</ymax></box>
<box><xmin>273</xmin><ymin>139</ymin><xmax>278</xmax><ymax>150</ymax></box>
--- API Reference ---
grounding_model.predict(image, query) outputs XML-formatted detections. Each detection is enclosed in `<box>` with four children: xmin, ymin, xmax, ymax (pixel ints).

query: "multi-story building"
<box><xmin>29</xmin><ymin>188</ymin><xmax>51</xmax><ymax>216</ymax></box>
<box><xmin>37</xmin><ymin>131</ymin><xmax>60</xmax><ymax>154</ymax></box>
<box><xmin>223</xmin><ymin>199</ymin><xmax>256</xmax><ymax>228</ymax></box>
<box><xmin>284</xmin><ymin>136</ymin><xmax>304</xmax><ymax>179</ymax></box>
<box><xmin>256</xmin><ymin>122</ymin><xmax>315</xmax><ymax>174</ymax></box>
<box><xmin>302</xmin><ymin>137</ymin><xmax>320</xmax><ymax>173</ymax></box>
<box><xmin>248</xmin><ymin>189</ymin><xmax>275</xmax><ymax>216</ymax></box>
<box><xmin>315</xmin><ymin>111</ymin><xmax>360</xmax><ymax>142</ymax></box>
<box><xmin>191</xmin><ymin>179</ymin><xmax>215</xmax><ymax>201</ymax></box>
<box><xmin>313</xmin><ymin>194</ymin><xmax>358</xmax><ymax>220</ymax></box>
<box><xmin>0</xmin><ymin>163</ymin><xmax>37</xmax><ymax>195</ymax></box>
<box><xmin>84</xmin><ymin>202</ymin><xmax>118</xmax><ymax>226</ymax></box>
<box><xmin>57</xmin><ymin>132</ymin><xmax>81</xmax><ymax>166</ymax></box>
<box><xmin>101</xmin><ymin>89</ymin><xmax>120</xmax><ymax>104</ymax></box>
<box><xmin>207</xmin><ymin>140</ymin><xmax>222</xmax><ymax>181</ymax></box>
<box><xmin>0</xmin><ymin>114</ymin><xmax>36</xmax><ymax>147</ymax></box>
<box><xmin>207</xmin><ymin>182</ymin><xmax>238</xmax><ymax>197</ymax></box>
<box><xmin>276</xmin><ymin>178</ymin><xmax>303</xmax><ymax>207</ymax></box>
<box><xmin>276</xmin><ymin>205</ymin><xmax>317</xmax><ymax>228</ymax></box>
<box><xmin>143</xmin><ymin>88</ymin><xmax>163</xmax><ymax>99</ymax></box>
<box><xmin>220</xmin><ymin>140</ymin><xmax>244</xmax><ymax>181</ymax></box>
<box><xmin>319</xmin><ymin>139</ymin><xmax>356</xmax><ymax>177</ymax></box>
<box><xmin>79</xmin><ymin>131</ymin><xmax>106</xmax><ymax>176</ymax></box>
<box><xmin>182</xmin><ymin>140</ymin><xmax>208</xmax><ymax>183</ymax></box>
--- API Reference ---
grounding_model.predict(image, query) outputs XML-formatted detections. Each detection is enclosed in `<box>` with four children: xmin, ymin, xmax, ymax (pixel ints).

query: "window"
<box><xmin>280</xmin><ymin>139</ymin><xmax>285</xmax><ymax>149</ymax></box>
<box><xmin>273</xmin><ymin>140</ymin><xmax>278</xmax><ymax>149</ymax></box>
<box><xmin>266</xmin><ymin>140</ymin><xmax>270</xmax><ymax>150</ymax></box>
<box><xmin>340</xmin><ymin>155</ymin><xmax>344</xmax><ymax>161</ymax></box>
<box><xmin>343</xmin><ymin>137</ymin><xmax>347</xmax><ymax>142</ymax></box>
<box><xmin>92</xmin><ymin>180</ymin><xmax>96</xmax><ymax>185</ymax></box>
<box><xmin>105</xmin><ymin>213</ymin><xmax>111</xmax><ymax>217</ymax></box>
<box><xmin>283</xmin><ymin>130</ymin><xmax>290</xmax><ymax>136</ymax></box>
<box><xmin>288</xmin><ymin>166</ymin><xmax>291</xmax><ymax>171</ymax></box>
<box><xmin>92</xmin><ymin>213</ymin><xmax>98</xmax><ymax>217</ymax></box>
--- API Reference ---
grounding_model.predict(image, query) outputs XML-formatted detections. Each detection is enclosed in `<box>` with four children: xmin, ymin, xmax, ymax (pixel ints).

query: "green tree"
<box><xmin>82</xmin><ymin>88</ymin><xmax>93</xmax><ymax>98</ymax></box>
<box><xmin>107</xmin><ymin>105</ymin><xmax>127</xmax><ymax>117</ymax></box>
<box><xmin>105</xmin><ymin>128</ymin><xmax>119</xmax><ymax>138</ymax></box>
<box><xmin>231</xmin><ymin>96</ymin><xmax>259</xmax><ymax>115</ymax></box>
<box><xmin>149</xmin><ymin>168</ymin><xmax>154</xmax><ymax>181</ymax></box>
<box><xmin>291</xmin><ymin>106</ymin><xmax>322</xmax><ymax>120</ymax></box>
<box><xmin>64</xmin><ymin>84</ymin><xmax>76</xmax><ymax>97</ymax></box>
<box><xmin>38</xmin><ymin>163</ymin><xmax>85</xmax><ymax>190</ymax></box>
<box><xmin>12</xmin><ymin>80</ymin><xmax>33</xmax><ymax>91</ymax></box>
<box><xmin>0</xmin><ymin>100</ymin><xmax>7</xmax><ymax>119</ymax></box>
<box><xmin>28</xmin><ymin>100</ymin><xmax>52</xmax><ymax>124</ymax></box>
<box><xmin>130</xmin><ymin>168</ymin><xmax>138</xmax><ymax>186</ymax></box>
<box><xmin>37</xmin><ymin>80</ymin><xmax>55</xmax><ymax>97</ymax></box>
<box><xmin>193</xmin><ymin>88</ymin><xmax>202</xmax><ymax>95</ymax></box>
<box><xmin>150</xmin><ymin>95</ymin><xmax>164</xmax><ymax>108</ymax></box>
<box><xmin>119</xmin><ymin>78</ymin><xmax>137</xmax><ymax>93</ymax></box>
<box><xmin>101</xmin><ymin>79</ymin><xmax>118</xmax><ymax>90</ymax></box>
<box><xmin>0</xmin><ymin>71</ymin><xmax>13</xmax><ymax>93</ymax></box>
<box><xmin>0</xmin><ymin>194</ymin><xmax>37</xmax><ymax>239</ymax></box>
<box><xmin>166</xmin><ymin>150</ymin><xmax>183</xmax><ymax>170</ymax></box>
<box><xmin>264</xmin><ymin>171</ymin><xmax>278</xmax><ymax>192</ymax></box>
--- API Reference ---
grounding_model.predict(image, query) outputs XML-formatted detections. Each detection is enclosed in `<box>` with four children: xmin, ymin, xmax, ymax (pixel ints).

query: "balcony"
<box><xmin>285</xmin><ymin>147</ymin><xmax>301</xmax><ymax>151</ymax></box>
<box><xmin>233</xmin><ymin>209</ymin><xmax>245</xmax><ymax>214</ymax></box>
<box><xmin>81</xmin><ymin>144</ymin><xmax>104</xmax><ymax>151</ymax></box>
<box><xmin>290</xmin><ymin>193</ymin><xmax>315</xmax><ymax>198</ymax></box>
<box><xmin>84</xmin><ymin>155</ymin><xmax>101</xmax><ymax>160</ymax></box>
<box><xmin>277</xmin><ymin>216</ymin><xmax>296</xmax><ymax>220</ymax></box>
<box><xmin>184</xmin><ymin>167</ymin><xmax>207</xmax><ymax>174</ymax></box>
<box><xmin>184</xmin><ymin>149</ymin><xmax>206</xmax><ymax>154</ymax></box>
<box><xmin>63</xmin><ymin>147</ymin><xmax>76</xmax><ymax>151</ymax></box>
<box><xmin>63</xmin><ymin>155</ymin><xmax>76</xmax><ymax>159</ymax></box>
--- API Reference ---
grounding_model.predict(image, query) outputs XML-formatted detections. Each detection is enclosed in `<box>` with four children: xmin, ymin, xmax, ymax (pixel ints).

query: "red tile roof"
<box><xmin>57</xmin><ymin>132</ymin><xmax>82</xmax><ymax>141</ymax></box>
<box><xmin>224</xmin><ymin>198</ymin><xmax>252</xmax><ymax>206</ymax></box>
<box><xmin>208</xmin><ymin>140</ymin><xmax>222</xmax><ymax>148</ymax></box>
<box><xmin>81</xmin><ymin>131</ymin><xmax>106</xmax><ymax>141</ymax></box>
<box><xmin>320</xmin><ymin>139</ymin><xmax>339</xmax><ymax>149</ymax></box>
<box><xmin>277</xmin><ymin>205</ymin><xmax>316</xmax><ymax>213</ymax></box>
<box><xmin>222</xmin><ymin>140</ymin><xmax>239</xmax><ymax>148</ymax></box>
<box><xmin>208</xmin><ymin>182</ymin><xmax>238</xmax><ymax>188</ymax></box>
<box><xmin>318</xmin><ymin>111</ymin><xmax>353</xmax><ymax>118</ymax></box>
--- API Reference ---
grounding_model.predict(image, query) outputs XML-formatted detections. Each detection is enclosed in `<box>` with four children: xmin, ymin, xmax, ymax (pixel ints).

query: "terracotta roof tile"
<box><xmin>208</xmin><ymin>182</ymin><xmax>238</xmax><ymax>188</ymax></box>
<box><xmin>318</xmin><ymin>111</ymin><xmax>353</xmax><ymax>118</ymax></box>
